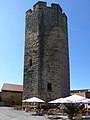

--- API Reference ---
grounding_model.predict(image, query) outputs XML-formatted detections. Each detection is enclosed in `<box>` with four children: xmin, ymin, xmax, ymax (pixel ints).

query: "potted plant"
<box><xmin>63</xmin><ymin>103</ymin><xmax>81</xmax><ymax>120</ymax></box>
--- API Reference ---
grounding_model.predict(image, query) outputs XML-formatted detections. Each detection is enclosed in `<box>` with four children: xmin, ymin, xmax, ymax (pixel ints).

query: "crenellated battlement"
<box><xmin>26</xmin><ymin>1</ymin><xmax>67</xmax><ymax>32</ymax></box>
<box><xmin>26</xmin><ymin>1</ymin><xmax>64</xmax><ymax>14</ymax></box>
<box><xmin>51</xmin><ymin>3</ymin><xmax>62</xmax><ymax>13</ymax></box>
<box><xmin>26</xmin><ymin>9</ymin><xmax>32</xmax><ymax>15</ymax></box>
<box><xmin>33</xmin><ymin>1</ymin><xmax>47</xmax><ymax>11</ymax></box>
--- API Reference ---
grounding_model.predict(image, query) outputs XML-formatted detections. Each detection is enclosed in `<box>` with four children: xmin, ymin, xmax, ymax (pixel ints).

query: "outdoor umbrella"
<box><xmin>64</xmin><ymin>94</ymin><xmax>87</xmax><ymax>103</ymax></box>
<box><xmin>75</xmin><ymin>98</ymin><xmax>90</xmax><ymax>104</ymax></box>
<box><xmin>49</xmin><ymin>94</ymin><xmax>89</xmax><ymax>104</ymax></box>
<box><xmin>49</xmin><ymin>98</ymin><xmax>72</xmax><ymax>103</ymax></box>
<box><xmin>22</xmin><ymin>97</ymin><xmax>45</xmax><ymax>109</ymax></box>
<box><xmin>49</xmin><ymin>97</ymin><xmax>73</xmax><ymax>115</ymax></box>
<box><xmin>22</xmin><ymin>97</ymin><xmax>45</xmax><ymax>103</ymax></box>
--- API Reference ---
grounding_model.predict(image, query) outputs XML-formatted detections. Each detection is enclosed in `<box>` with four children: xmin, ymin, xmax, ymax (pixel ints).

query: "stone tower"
<box><xmin>23</xmin><ymin>1</ymin><xmax>70</xmax><ymax>101</ymax></box>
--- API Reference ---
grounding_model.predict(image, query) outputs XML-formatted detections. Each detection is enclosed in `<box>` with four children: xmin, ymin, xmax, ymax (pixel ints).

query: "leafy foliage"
<box><xmin>64</xmin><ymin>104</ymin><xmax>80</xmax><ymax>118</ymax></box>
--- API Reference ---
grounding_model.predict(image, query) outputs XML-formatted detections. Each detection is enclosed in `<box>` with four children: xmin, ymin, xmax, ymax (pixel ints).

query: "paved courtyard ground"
<box><xmin>0</xmin><ymin>107</ymin><xmax>48</xmax><ymax>120</ymax></box>
<box><xmin>0</xmin><ymin>107</ymin><xmax>90</xmax><ymax>120</ymax></box>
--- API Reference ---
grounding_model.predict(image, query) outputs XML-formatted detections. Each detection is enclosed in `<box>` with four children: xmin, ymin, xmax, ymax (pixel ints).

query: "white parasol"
<box><xmin>64</xmin><ymin>94</ymin><xmax>89</xmax><ymax>103</ymax></box>
<box><xmin>22</xmin><ymin>97</ymin><xmax>45</xmax><ymax>103</ymax></box>
<box><xmin>75</xmin><ymin>98</ymin><xmax>90</xmax><ymax>104</ymax></box>
<box><xmin>49</xmin><ymin>98</ymin><xmax>72</xmax><ymax>103</ymax></box>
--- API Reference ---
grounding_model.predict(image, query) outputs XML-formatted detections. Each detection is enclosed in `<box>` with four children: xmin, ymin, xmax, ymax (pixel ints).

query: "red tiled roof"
<box><xmin>1</xmin><ymin>83</ymin><xmax>23</xmax><ymax>92</ymax></box>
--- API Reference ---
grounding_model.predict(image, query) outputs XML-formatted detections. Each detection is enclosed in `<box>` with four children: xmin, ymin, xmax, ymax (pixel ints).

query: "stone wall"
<box><xmin>1</xmin><ymin>91</ymin><xmax>22</xmax><ymax>106</ymax></box>
<box><xmin>23</xmin><ymin>1</ymin><xmax>70</xmax><ymax>101</ymax></box>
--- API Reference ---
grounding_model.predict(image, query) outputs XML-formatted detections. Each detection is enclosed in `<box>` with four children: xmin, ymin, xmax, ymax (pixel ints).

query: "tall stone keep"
<box><xmin>23</xmin><ymin>1</ymin><xmax>70</xmax><ymax>101</ymax></box>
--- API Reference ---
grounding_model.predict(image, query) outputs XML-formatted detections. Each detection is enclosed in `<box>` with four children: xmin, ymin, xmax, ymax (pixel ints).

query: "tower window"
<box><xmin>29</xmin><ymin>59</ymin><xmax>32</xmax><ymax>66</ymax></box>
<box><xmin>47</xmin><ymin>83</ymin><xmax>52</xmax><ymax>91</ymax></box>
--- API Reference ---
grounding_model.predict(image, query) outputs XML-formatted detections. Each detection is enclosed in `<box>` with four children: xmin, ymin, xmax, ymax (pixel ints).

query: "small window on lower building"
<box><xmin>47</xmin><ymin>83</ymin><xmax>52</xmax><ymax>91</ymax></box>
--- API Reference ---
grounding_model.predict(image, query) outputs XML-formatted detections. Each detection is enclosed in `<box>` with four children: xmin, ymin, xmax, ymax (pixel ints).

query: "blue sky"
<box><xmin>0</xmin><ymin>0</ymin><xmax>90</xmax><ymax>91</ymax></box>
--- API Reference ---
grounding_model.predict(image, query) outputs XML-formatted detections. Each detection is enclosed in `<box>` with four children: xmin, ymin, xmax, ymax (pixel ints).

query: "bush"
<box><xmin>63</xmin><ymin>104</ymin><xmax>80</xmax><ymax>119</ymax></box>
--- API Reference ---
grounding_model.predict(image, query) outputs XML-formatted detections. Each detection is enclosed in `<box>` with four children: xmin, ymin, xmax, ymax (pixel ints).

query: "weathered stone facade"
<box><xmin>1</xmin><ymin>91</ymin><xmax>22</xmax><ymax>106</ymax></box>
<box><xmin>23</xmin><ymin>1</ymin><xmax>70</xmax><ymax>102</ymax></box>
